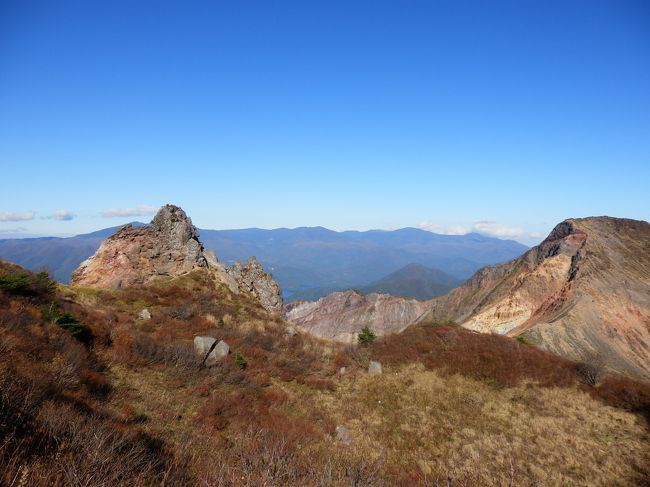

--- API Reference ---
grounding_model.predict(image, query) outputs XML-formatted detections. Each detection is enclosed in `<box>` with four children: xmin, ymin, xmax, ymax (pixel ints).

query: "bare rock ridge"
<box><xmin>287</xmin><ymin>216</ymin><xmax>650</xmax><ymax>378</ymax></box>
<box><xmin>423</xmin><ymin>217</ymin><xmax>650</xmax><ymax>378</ymax></box>
<box><xmin>71</xmin><ymin>204</ymin><xmax>282</xmax><ymax>312</ymax></box>
<box><xmin>284</xmin><ymin>290</ymin><xmax>429</xmax><ymax>343</ymax></box>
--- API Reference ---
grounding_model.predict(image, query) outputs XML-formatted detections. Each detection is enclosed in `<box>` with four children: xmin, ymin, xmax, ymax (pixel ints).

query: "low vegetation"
<box><xmin>357</xmin><ymin>325</ymin><xmax>376</xmax><ymax>344</ymax></box>
<box><xmin>1</xmin><ymin>261</ymin><xmax>649</xmax><ymax>486</ymax></box>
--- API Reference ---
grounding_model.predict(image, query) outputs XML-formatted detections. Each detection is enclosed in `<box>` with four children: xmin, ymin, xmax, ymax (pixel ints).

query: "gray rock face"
<box><xmin>194</xmin><ymin>337</ymin><xmax>230</xmax><ymax>366</ymax></box>
<box><xmin>194</xmin><ymin>336</ymin><xmax>216</xmax><ymax>355</ymax></box>
<box><xmin>150</xmin><ymin>205</ymin><xmax>208</xmax><ymax>273</ymax></box>
<box><xmin>212</xmin><ymin>340</ymin><xmax>230</xmax><ymax>363</ymax></box>
<box><xmin>368</xmin><ymin>361</ymin><xmax>383</xmax><ymax>375</ymax></box>
<box><xmin>227</xmin><ymin>257</ymin><xmax>282</xmax><ymax>312</ymax></box>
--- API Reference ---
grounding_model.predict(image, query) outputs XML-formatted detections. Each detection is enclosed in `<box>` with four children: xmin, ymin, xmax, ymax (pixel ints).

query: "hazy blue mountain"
<box><xmin>286</xmin><ymin>262</ymin><xmax>464</xmax><ymax>302</ymax></box>
<box><xmin>0</xmin><ymin>225</ymin><xmax>527</xmax><ymax>300</ymax></box>
<box><xmin>355</xmin><ymin>263</ymin><xmax>464</xmax><ymax>301</ymax></box>
<box><xmin>198</xmin><ymin>227</ymin><xmax>527</xmax><ymax>299</ymax></box>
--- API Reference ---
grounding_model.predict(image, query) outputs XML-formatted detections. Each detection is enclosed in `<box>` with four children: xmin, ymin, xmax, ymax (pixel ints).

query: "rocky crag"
<box><xmin>227</xmin><ymin>257</ymin><xmax>283</xmax><ymax>314</ymax></box>
<box><xmin>71</xmin><ymin>205</ymin><xmax>282</xmax><ymax>312</ymax></box>
<box><xmin>284</xmin><ymin>290</ymin><xmax>429</xmax><ymax>343</ymax></box>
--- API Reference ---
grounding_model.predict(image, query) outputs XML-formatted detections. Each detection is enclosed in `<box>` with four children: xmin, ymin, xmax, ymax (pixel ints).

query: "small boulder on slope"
<box><xmin>194</xmin><ymin>336</ymin><xmax>230</xmax><ymax>366</ymax></box>
<box><xmin>368</xmin><ymin>361</ymin><xmax>383</xmax><ymax>375</ymax></box>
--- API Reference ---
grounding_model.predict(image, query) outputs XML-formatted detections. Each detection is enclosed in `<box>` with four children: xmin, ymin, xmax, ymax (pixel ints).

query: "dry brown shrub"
<box><xmin>371</xmin><ymin>323</ymin><xmax>579</xmax><ymax>388</ymax></box>
<box><xmin>305</xmin><ymin>376</ymin><xmax>336</xmax><ymax>392</ymax></box>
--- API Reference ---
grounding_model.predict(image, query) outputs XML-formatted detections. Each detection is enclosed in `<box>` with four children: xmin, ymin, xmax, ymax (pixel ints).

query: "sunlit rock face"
<box><xmin>424</xmin><ymin>217</ymin><xmax>650</xmax><ymax>379</ymax></box>
<box><xmin>71</xmin><ymin>205</ymin><xmax>209</xmax><ymax>289</ymax></box>
<box><xmin>284</xmin><ymin>290</ymin><xmax>429</xmax><ymax>343</ymax></box>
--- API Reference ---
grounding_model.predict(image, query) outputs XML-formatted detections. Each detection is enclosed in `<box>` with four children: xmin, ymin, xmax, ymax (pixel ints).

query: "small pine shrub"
<box><xmin>234</xmin><ymin>350</ymin><xmax>248</xmax><ymax>369</ymax></box>
<box><xmin>0</xmin><ymin>273</ymin><xmax>32</xmax><ymax>293</ymax></box>
<box><xmin>0</xmin><ymin>270</ymin><xmax>56</xmax><ymax>297</ymax></box>
<box><xmin>44</xmin><ymin>303</ymin><xmax>93</xmax><ymax>343</ymax></box>
<box><xmin>358</xmin><ymin>325</ymin><xmax>376</xmax><ymax>345</ymax></box>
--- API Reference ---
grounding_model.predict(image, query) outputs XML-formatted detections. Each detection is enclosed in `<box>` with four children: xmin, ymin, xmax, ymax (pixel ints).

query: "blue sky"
<box><xmin>1</xmin><ymin>0</ymin><xmax>648</xmax><ymax>244</ymax></box>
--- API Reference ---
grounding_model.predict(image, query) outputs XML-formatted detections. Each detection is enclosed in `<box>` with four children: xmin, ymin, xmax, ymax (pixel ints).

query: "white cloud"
<box><xmin>101</xmin><ymin>205</ymin><xmax>156</xmax><ymax>218</ymax></box>
<box><xmin>472</xmin><ymin>220</ymin><xmax>526</xmax><ymax>238</ymax></box>
<box><xmin>0</xmin><ymin>227</ymin><xmax>29</xmax><ymax>234</ymax></box>
<box><xmin>43</xmin><ymin>209</ymin><xmax>75</xmax><ymax>221</ymax></box>
<box><xmin>0</xmin><ymin>211</ymin><xmax>35</xmax><ymax>222</ymax></box>
<box><xmin>419</xmin><ymin>219</ymin><xmax>540</xmax><ymax>241</ymax></box>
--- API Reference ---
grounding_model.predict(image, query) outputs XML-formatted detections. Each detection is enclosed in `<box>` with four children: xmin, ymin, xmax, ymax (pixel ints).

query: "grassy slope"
<box><xmin>1</xmin><ymin>261</ymin><xmax>650</xmax><ymax>486</ymax></box>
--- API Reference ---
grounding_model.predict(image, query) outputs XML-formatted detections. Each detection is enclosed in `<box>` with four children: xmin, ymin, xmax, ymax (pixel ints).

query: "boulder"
<box><xmin>335</xmin><ymin>425</ymin><xmax>352</xmax><ymax>445</ymax></box>
<box><xmin>213</xmin><ymin>340</ymin><xmax>230</xmax><ymax>361</ymax></box>
<box><xmin>285</xmin><ymin>325</ymin><xmax>297</xmax><ymax>336</ymax></box>
<box><xmin>138</xmin><ymin>308</ymin><xmax>151</xmax><ymax>320</ymax></box>
<box><xmin>368</xmin><ymin>361</ymin><xmax>383</xmax><ymax>375</ymax></box>
<box><xmin>194</xmin><ymin>336</ymin><xmax>216</xmax><ymax>356</ymax></box>
<box><xmin>194</xmin><ymin>337</ymin><xmax>230</xmax><ymax>366</ymax></box>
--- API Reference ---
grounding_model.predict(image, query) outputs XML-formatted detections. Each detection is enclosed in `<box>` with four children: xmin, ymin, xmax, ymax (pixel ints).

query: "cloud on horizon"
<box><xmin>0</xmin><ymin>227</ymin><xmax>29</xmax><ymax>234</ymax></box>
<box><xmin>42</xmin><ymin>209</ymin><xmax>76</xmax><ymax>221</ymax></box>
<box><xmin>101</xmin><ymin>205</ymin><xmax>156</xmax><ymax>218</ymax></box>
<box><xmin>419</xmin><ymin>220</ymin><xmax>544</xmax><ymax>242</ymax></box>
<box><xmin>0</xmin><ymin>211</ymin><xmax>35</xmax><ymax>222</ymax></box>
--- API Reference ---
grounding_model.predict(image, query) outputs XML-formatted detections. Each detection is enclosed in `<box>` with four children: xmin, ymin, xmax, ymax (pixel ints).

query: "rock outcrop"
<box><xmin>227</xmin><ymin>257</ymin><xmax>282</xmax><ymax>313</ymax></box>
<box><xmin>71</xmin><ymin>204</ymin><xmax>283</xmax><ymax>313</ymax></box>
<box><xmin>284</xmin><ymin>290</ymin><xmax>429</xmax><ymax>342</ymax></box>
<box><xmin>71</xmin><ymin>205</ymin><xmax>209</xmax><ymax>288</ymax></box>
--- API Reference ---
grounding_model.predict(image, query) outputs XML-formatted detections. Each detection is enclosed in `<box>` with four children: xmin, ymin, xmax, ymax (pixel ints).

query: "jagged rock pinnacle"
<box><xmin>71</xmin><ymin>204</ymin><xmax>208</xmax><ymax>288</ymax></box>
<box><xmin>227</xmin><ymin>256</ymin><xmax>283</xmax><ymax>313</ymax></box>
<box><xmin>71</xmin><ymin>204</ymin><xmax>283</xmax><ymax>314</ymax></box>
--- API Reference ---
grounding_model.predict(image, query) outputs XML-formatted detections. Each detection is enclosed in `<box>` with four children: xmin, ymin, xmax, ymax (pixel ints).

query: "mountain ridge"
<box><xmin>0</xmin><ymin>224</ymin><xmax>528</xmax><ymax>301</ymax></box>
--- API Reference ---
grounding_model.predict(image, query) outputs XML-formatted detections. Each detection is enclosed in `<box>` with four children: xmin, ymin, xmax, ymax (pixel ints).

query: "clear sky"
<box><xmin>1</xmin><ymin>0</ymin><xmax>648</xmax><ymax>244</ymax></box>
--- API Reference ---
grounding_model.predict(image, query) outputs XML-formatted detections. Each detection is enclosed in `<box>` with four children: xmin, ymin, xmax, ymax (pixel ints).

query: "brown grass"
<box><xmin>297</xmin><ymin>364</ymin><xmax>650</xmax><ymax>486</ymax></box>
<box><xmin>2</xmin><ymin>262</ymin><xmax>650</xmax><ymax>486</ymax></box>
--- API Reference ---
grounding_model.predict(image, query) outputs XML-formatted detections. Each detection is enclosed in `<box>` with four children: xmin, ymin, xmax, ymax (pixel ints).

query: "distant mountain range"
<box><xmin>0</xmin><ymin>224</ymin><xmax>528</xmax><ymax>301</ymax></box>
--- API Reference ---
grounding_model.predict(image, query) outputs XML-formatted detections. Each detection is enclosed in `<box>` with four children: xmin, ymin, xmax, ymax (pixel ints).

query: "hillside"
<box><xmin>425</xmin><ymin>216</ymin><xmax>650</xmax><ymax>378</ymax></box>
<box><xmin>2</xmin><ymin>260</ymin><xmax>650</xmax><ymax>486</ymax></box>
<box><xmin>287</xmin><ymin>216</ymin><xmax>650</xmax><ymax>380</ymax></box>
<box><xmin>357</xmin><ymin>262</ymin><xmax>462</xmax><ymax>300</ymax></box>
<box><xmin>0</xmin><ymin>226</ymin><xmax>528</xmax><ymax>300</ymax></box>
